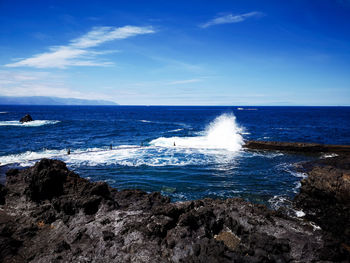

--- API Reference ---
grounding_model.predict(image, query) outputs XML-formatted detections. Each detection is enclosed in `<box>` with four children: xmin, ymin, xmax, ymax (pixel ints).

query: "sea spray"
<box><xmin>150</xmin><ymin>113</ymin><xmax>244</xmax><ymax>151</ymax></box>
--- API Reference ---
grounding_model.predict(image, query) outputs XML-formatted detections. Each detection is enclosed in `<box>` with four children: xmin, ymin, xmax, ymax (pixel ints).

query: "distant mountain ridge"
<box><xmin>0</xmin><ymin>96</ymin><xmax>118</xmax><ymax>105</ymax></box>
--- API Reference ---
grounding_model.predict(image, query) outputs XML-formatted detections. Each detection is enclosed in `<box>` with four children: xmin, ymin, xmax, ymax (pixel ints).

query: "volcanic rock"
<box><xmin>244</xmin><ymin>140</ymin><xmax>350</xmax><ymax>154</ymax></box>
<box><xmin>294</xmin><ymin>155</ymin><xmax>350</xmax><ymax>245</ymax></box>
<box><xmin>0</xmin><ymin>159</ymin><xmax>349</xmax><ymax>262</ymax></box>
<box><xmin>19</xmin><ymin>114</ymin><xmax>33</xmax><ymax>123</ymax></box>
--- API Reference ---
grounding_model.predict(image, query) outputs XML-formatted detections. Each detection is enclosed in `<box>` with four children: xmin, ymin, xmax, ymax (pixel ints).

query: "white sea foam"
<box><xmin>321</xmin><ymin>153</ymin><xmax>338</xmax><ymax>159</ymax></box>
<box><xmin>268</xmin><ymin>195</ymin><xmax>306</xmax><ymax>217</ymax></box>
<box><xmin>268</xmin><ymin>195</ymin><xmax>291</xmax><ymax>210</ymax></box>
<box><xmin>276</xmin><ymin>163</ymin><xmax>307</xmax><ymax>178</ymax></box>
<box><xmin>295</xmin><ymin>210</ymin><xmax>305</xmax><ymax>217</ymax></box>
<box><xmin>150</xmin><ymin>113</ymin><xmax>244</xmax><ymax>152</ymax></box>
<box><xmin>0</xmin><ymin>120</ymin><xmax>60</xmax><ymax>127</ymax></box>
<box><xmin>0</xmin><ymin>149</ymin><xmax>66</xmax><ymax>166</ymax></box>
<box><xmin>0</xmin><ymin>144</ymin><xmax>240</xmax><ymax>168</ymax></box>
<box><xmin>244</xmin><ymin>151</ymin><xmax>283</xmax><ymax>159</ymax></box>
<box><xmin>166</xmin><ymin>128</ymin><xmax>183</xmax><ymax>133</ymax></box>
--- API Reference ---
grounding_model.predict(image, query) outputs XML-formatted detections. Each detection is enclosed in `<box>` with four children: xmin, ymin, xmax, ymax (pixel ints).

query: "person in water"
<box><xmin>67</xmin><ymin>148</ymin><xmax>71</xmax><ymax>155</ymax></box>
<box><xmin>110</xmin><ymin>144</ymin><xmax>112</xmax><ymax>150</ymax></box>
<box><xmin>173</xmin><ymin>142</ymin><xmax>176</xmax><ymax>146</ymax></box>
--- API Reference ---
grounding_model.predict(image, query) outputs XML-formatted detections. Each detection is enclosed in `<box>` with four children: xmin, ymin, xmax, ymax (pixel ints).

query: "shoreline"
<box><xmin>0</xmin><ymin>141</ymin><xmax>349</xmax><ymax>262</ymax></box>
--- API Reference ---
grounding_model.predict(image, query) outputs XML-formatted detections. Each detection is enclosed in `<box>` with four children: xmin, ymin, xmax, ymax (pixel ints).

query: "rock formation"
<box><xmin>19</xmin><ymin>114</ymin><xmax>33</xmax><ymax>123</ymax></box>
<box><xmin>0</xmin><ymin>158</ymin><xmax>349</xmax><ymax>262</ymax></box>
<box><xmin>244</xmin><ymin>140</ymin><xmax>350</xmax><ymax>154</ymax></box>
<box><xmin>294</xmin><ymin>155</ymin><xmax>350</xmax><ymax>246</ymax></box>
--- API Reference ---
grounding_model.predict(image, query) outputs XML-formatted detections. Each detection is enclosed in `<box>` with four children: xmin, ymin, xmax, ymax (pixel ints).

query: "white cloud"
<box><xmin>5</xmin><ymin>25</ymin><xmax>155</xmax><ymax>69</ymax></box>
<box><xmin>70</xmin><ymin>26</ymin><xmax>154</xmax><ymax>48</ymax></box>
<box><xmin>200</xmin><ymin>12</ymin><xmax>263</xmax><ymax>28</ymax></box>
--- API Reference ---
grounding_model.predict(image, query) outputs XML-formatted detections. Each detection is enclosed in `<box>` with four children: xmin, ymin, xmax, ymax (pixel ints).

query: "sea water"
<box><xmin>1</xmin><ymin>106</ymin><xmax>349</xmax><ymax>209</ymax></box>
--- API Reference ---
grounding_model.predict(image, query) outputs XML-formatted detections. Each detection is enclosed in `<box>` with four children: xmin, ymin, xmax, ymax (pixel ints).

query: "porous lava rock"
<box><xmin>0</xmin><ymin>159</ymin><xmax>349</xmax><ymax>262</ymax></box>
<box><xmin>244</xmin><ymin>140</ymin><xmax>350</xmax><ymax>154</ymax></box>
<box><xmin>294</xmin><ymin>155</ymin><xmax>350</xmax><ymax>246</ymax></box>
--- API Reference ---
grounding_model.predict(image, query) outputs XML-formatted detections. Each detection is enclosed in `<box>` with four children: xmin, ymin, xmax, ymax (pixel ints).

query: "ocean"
<box><xmin>1</xmin><ymin>106</ymin><xmax>349</xmax><ymax>209</ymax></box>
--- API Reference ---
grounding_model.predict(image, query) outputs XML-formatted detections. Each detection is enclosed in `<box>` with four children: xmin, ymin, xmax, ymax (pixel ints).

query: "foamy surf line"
<box><xmin>0</xmin><ymin>146</ymin><xmax>143</xmax><ymax>167</ymax></box>
<box><xmin>0</xmin><ymin>144</ymin><xmax>241</xmax><ymax>168</ymax></box>
<box><xmin>0</xmin><ymin>120</ymin><xmax>60</xmax><ymax>127</ymax></box>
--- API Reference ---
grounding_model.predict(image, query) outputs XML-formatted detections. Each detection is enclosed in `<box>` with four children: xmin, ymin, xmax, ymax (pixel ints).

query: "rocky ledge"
<box><xmin>244</xmin><ymin>140</ymin><xmax>350</xmax><ymax>154</ymax></box>
<box><xmin>0</xmin><ymin>158</ymin><xmax>349</xmax><ymax>262</ymax></box>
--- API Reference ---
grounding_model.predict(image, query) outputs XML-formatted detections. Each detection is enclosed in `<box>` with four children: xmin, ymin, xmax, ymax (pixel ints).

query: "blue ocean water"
<box><xmin>1</xmin><ymin>106</ymin><xmax>349</xmax><ymax>209</ymax></box>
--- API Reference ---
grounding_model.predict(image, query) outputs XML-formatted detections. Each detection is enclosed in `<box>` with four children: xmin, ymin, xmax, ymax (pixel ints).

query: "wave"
<box><xmin>0</xmin><ymin>112</ymin><xmax>8</xmax><ymax>114</ymax></box>
<box><xmin>243</xmin><ymin>151</ymin><xmax>284</xmax><ymax>159</ymax></box>
<box><xmin>0</xmin><ymin>144</ymin><xmax>240</xmax><ymax>168</ymax></box>
<box><xmin>0</xmin><ymin>120</ymin><xmax>60</xmax><ymax>127</ymax></box>
<box><xmin>237</xmin><ymin>108</ymin><xmax>257</xmax><ymax>111</ymax></box>
<box><xmin>165</xmin><ymin>128</ymin><xmax>183</xmax><ymax>133</ymax></box>
<box><xmin>150</xmin><ymin>113</ymin><xmax>244</xmax><ymax>152</ymax></box>
<box><xmin>139</xmin><ymin>119</ymin><xmax>191</xmax><ymax>128</ymax></box>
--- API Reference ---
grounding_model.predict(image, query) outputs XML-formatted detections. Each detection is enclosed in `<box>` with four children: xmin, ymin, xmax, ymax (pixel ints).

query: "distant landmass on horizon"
<box><xmin>0</xmin><ymin>96</ymin><xmax>118</xmax><ymax>105</ymax></box>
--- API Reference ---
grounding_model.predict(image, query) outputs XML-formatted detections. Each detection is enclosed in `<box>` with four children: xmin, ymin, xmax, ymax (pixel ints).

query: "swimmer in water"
<box><xmin>173</xmin><ymin>142</ymin><xmax>176</xmax><ymax>146</ymax></box>
<box><xmin>67</xmin><ymin>148</ymin><xmax>71</xmax><ymax>155</ymax></box>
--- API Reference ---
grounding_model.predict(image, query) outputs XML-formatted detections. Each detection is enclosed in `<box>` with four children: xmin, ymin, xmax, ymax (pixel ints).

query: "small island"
<box><xmin>19</xmin><ymin>114</ymin><xmax>33</xmax><ymax>123</ymax></box>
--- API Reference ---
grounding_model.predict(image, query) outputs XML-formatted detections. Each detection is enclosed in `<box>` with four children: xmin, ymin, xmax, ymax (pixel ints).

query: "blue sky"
<box><xmin>0</xmin><ymin>0</ymin><xmax>349</xmax><ymax>105</ymax></box>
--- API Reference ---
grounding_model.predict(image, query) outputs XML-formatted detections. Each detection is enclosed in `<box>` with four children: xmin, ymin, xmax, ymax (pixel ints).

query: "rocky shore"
<box><xmin>0</xmin><ymin>142</ymin><xmax>349</xmax><ymax>262</ymax></box>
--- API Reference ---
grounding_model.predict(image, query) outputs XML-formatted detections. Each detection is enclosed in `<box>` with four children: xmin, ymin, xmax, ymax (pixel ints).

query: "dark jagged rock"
<box><xmin>0</xmin><ymin>159</ymin><xmax>349</xmax><ymax>262</ymax></box>
<box><xmin>19</xmin><ymin>114</ymin><xmax>33</xmax><ymax>123</ymax></box>
<box><xmin>294</xmin><ymin>155</ymin><xmax>350</xmax><ymax>246</ymax></box>
<box><xmin>244</xmin><ymin>140</ymin><xmax>350</xmax><ymax>154</ymax></box>
<box><xmin>0</xmin><ymin>184</ymin><xmax>6</xmax><ymax>205</ymax></box>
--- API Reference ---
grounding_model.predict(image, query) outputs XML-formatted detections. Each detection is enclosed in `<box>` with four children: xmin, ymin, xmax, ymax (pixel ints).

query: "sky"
<box><xmin>0</xmin><ymin>0</ymin><xmax>349</xmax><ymax>105</ymax></box>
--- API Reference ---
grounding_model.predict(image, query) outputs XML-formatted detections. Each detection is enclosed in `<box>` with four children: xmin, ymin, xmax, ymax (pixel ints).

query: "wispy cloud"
<box><xmin>0</xmin><ymin>70</ymin><xmax>112</xmax><ymax>100</ymax></box>
<box><xmin>5</xmin><ymin>26</ymin><xmax>155</xmax><ymax>69</ymax></box>
<box><xmin>200</xmin><ymin>12</ymin><xmax>263</xmax><ymax>28</ymax></box>
<box><xmin>167</xmin><ymin>79</ymin><xmax>202</xmax><ymax>85</ymax></box>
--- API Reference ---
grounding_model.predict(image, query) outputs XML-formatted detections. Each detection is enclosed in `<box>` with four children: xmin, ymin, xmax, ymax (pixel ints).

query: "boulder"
<box><xmin>19</xmin><ymin>114</ymin><xmax>33</xmax><ymax>123</ymax></box>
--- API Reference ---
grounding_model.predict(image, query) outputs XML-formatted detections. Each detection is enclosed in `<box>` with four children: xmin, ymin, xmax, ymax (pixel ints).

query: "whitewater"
<box><xmin>0</xmin><ymin>113</ymin><xmax>243</xmax><ymax>167</ymax></box>
<box><xmin>150</xmin><ymin>113</ymin><xmax>244</xmax><ymax>151</ymax></box>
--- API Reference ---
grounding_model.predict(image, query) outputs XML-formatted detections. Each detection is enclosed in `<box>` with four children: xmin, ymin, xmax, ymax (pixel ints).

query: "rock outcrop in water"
<box><xmin>244</xmin><ymin>140</ymin><xmax>350</xmax><ymax>258</ymax></box>
<box><xmin>0</xmin><ymin>159</ymin><xmax>349</xmax><ymax>262</ymax></box>
<box><xmin>19</xmin><ymin>114</ymin><xmax>33</xmax><ymax>123</ymax></box>
<box><xmin>244</xmin><ymin>140</ymin><xmax>350</xmax><ymax>154</ymax></box>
